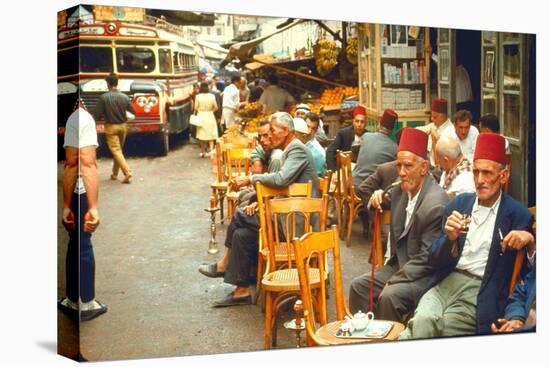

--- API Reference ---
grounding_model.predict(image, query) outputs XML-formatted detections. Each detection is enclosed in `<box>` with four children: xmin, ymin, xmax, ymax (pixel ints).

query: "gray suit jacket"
<box><xmin>385</xmin><ymin>175</ymin><xmax>449</xmax><ymax>294</ymax></box>
<box><xmin>356</xmin><ymin>160</ymin><xmax>398</xmax><ymax>207</ymax></box>
<box><xmin>352</xmin><ymin>132</ymin><xmax>397</xmax><ymax>187</ymax></box>
<box><xmin>251</xmin><ymin>138</ymin><xmax>319</xmax><ymax>198</ymax></box>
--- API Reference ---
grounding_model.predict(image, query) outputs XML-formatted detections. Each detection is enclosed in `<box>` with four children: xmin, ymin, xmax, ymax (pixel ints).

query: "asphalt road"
<box><xmin>57</xmin><ymin>138</ymin><xmax>372</xmax><ymax>362</ymax></box>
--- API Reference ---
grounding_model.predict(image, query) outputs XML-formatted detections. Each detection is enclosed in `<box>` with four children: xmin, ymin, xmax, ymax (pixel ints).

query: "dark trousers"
<box><xmin>223</xmin><ymin>208</ymin><xmax>260</xmax><ymax>287</ymax></box>
<box><xmin>348</xmin><ymin>263</ymin><xmax>419</xmax><ymax>323</ymax></box>
<box><xmin>66</xmin><ymin>193</ymin><xmax>95</xmax><ymax>303</ymax></box>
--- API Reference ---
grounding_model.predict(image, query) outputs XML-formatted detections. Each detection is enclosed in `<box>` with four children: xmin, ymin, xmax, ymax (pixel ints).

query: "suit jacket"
<box><xmin>505</xmin><ymin>261</ymin><xmax>536</xmax><ymax>324</ymax></box>
<box><xmin>357</xmin><ymin>160</ymin><xmax>398</xmax><ymax>209</ymax></box>
<box><xmin>385</xmin><ymin>175</ymin><xmax>449</xmax><ymax>296</ymax></box>
<box><xmin>352</xmin><ymin>132</ymin><xmax>397</xmax><ymax>187</ymax></box>
<box><xmin>251</xmin><ymin>138</ymin><xmax>319</xmax><ymax>198</ymax></box>
<box><xmin>326</xmin><ymin>125</ymin><xmax>356</xmax><ymax>171</ymax></box>
<box><xmin>429</xmin><ymin>192</ymin><xmax>534</xmax><ymax>334</ymax></box>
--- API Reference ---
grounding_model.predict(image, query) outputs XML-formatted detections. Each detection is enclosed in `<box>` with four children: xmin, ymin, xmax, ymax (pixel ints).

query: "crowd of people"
<box><xmin>198</xmin><ymin>75</ymin><xmax>536</xmax><ymax>339</ymax></box>
<box><xmin>57</xmin><ymin>70</ymin><xmax>536</xmax><ymax>345</ymax></box>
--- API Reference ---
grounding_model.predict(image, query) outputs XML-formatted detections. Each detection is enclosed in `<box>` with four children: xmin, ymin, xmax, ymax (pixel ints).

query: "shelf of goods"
<box><xmin>358</xmin><ymin>23</ymin><xmax>431</xmax><ymax>134</ymax></box>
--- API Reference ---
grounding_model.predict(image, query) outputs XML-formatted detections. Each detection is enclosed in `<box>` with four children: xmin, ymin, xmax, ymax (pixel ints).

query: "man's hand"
<box><xmin>491</xmin><ymin>318</ymin><xmax>525</xmax><ymax>333</ymax></box>
<box><xmin>244</xmin><ymin>202</ymin><xmax>258</xmax><ymax>216</ymax></box>
<box><xmin>229</xmin><ymin>176</ymin><xmax>251</xmax><ymax>191</ymax></box>
<box><xmin>445</xmin><ymin>210</ymin><xmax>465</xmax><ymax>242</ymax></box>
<box><xmin>501</xmin><ymin>230</ymin><xmax>535</xmax><ymax>253</ymax></box>
<box><xmin>369</xmin><ymin>189</ymin><xmax>389</xmax><ymax>212</ymax></box>
<box><xmin>62</xmin><ymin>207</ymin><xmax>76</xmax><ymax>232</ymax></box>
<box><xmin>83</xmin><ymin>208</ymin><xmax>100</xmax><ymax>233</ymax></box>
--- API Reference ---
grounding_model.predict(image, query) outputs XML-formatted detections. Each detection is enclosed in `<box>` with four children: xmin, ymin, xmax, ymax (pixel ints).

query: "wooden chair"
<box><xmin>224</xmin><ymin>147</ymin><xmax>252</xmax><ymax>220</ymax></box>
<box><xmin>210</xmin><ymin>141</ymin><xmax>229</xmax><ymax>223</ymax></box>
<box><xmin>255</xmin><ymin>181</ymin><xmax>313</xmax><ymax>305</ymax></box>
<box><xmin>508</xmin><ymin>206</ymin><xmax>536</xmax><ymax>294</ymax></box>
<box><xmin>293</xmin><ymin>226</ymin><xmax>405</xmax><ymax>346</ymax></box>
<box><xmin>261</xmin><ymin>195</ymin><xmax>328</xmax><ymax>349</ymax></box>
<box><xmin>318</xmin><ymin>170</ymin><xmax>333</xmax><ymax>197</ymax></box>
<box><xmin>210</xmin><ymin>138</ymin><xmax>255</xmax><ymax>223</ymax></box>
<box><xmin>371</xmin><ymin>209</ymin><xmax>391</xmax><ymax>267</ymax></box>
<box><xmin>336</xmin><ymin>150</ymin><xmax>362</xmax><ymax>247</ymax></box>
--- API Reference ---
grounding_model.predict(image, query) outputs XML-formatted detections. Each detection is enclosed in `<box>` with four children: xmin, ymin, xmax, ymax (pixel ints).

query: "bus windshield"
<box><xmin>116</xmin><ymin>47</ymin><xmax>156</xmax><ymax>73</ymax></box>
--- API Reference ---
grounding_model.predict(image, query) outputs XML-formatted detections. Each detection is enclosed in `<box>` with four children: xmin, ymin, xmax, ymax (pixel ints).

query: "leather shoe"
<box><xmin>198</xmin><ymin>263</ymin><xmax>225</xmax><ymax>278</ymax></box>
<box><xmin>212</xmin><ymin>294</ymin><xmax>252</xmax><ymax>307</ymax></box>
<box><xmin>81</xmin><ymin>302</ymin><xmax>108</xmax><ymax>321</ymax></box>
<box><xmin>57</xmin><ymin>298</ymin><xmax>78</xmax><ymax>320</ymax></box>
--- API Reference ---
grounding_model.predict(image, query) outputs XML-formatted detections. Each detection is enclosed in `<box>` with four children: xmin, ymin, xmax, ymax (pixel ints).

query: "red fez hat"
<box><xmin>380</xmin><ymin>109</ymin><xmax>398</xmax><ymax>130</ymax></box>
<box><xmin>473</xmin><ymin>133</ymin><xmax>507</xmax><ymax>165</ymax></box>
<box><xmin>353</xmin><ymin>105</ymin><xmax>367</xmax><ymax>118</ymax></box>
<box><xmin>431</xmin><ymin>98</ymin><xmax>447</xmax><ymax>114</ymax></box>
<box><xmin>398</xmin><ymin>128</ymin><xmax>428</xmax><ymax>159</ymax></box>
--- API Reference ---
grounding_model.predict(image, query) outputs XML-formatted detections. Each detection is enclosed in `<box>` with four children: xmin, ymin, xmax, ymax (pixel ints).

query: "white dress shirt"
<box><xmin>456</xmin><ymin>192</ymin><xmax>502</xmax><ymax>278</ymax></box>
<box><xmin>439</xmin><ymin>170</ymin><xmax>476</xmax><ymax>196</ymax></box>
<box><xmin>222</xmin><ymin>83</ymin><xmax>240</xmax><ymax>111</ymax></box>
<box><xmin>418</xmin><ymin>119</ymin><xmax>455</xmax><ymax>166</ymax></box>
<box><xmin>451</xmin><ymin>125</ymin><xmax>479</xmax><ymax>162</ymax></box>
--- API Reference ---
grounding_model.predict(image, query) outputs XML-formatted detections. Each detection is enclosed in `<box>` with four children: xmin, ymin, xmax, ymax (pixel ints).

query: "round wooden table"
<box><xmin>316</xmin><ymin>320</ymin><xmax>405</xmax><ymax>345</ymax></box>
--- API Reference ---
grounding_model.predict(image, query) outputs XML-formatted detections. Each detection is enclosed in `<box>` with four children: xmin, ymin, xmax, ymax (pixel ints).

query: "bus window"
<box><xmin>79</xmin><ymin>47</ymin><xmax>113</xmax><ymax>73</ymax></box>
<box><xmin>58</xmin><ymin>47</ymin><xmax>79</xmax><ymax>76</ymax></box>
<box><xmin>159</xmin><ymin>48</ymin><xmax>173</xmax><ymax>73</ymax></box>
<box><xmin>116</xmin><ymin>47</ymin><xmax>156</xmax><ymax>73</ymax></box>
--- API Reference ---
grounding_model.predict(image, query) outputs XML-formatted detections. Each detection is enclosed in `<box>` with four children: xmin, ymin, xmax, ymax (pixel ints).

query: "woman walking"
<box><xmin>194</xmin><ymin>81</ymin><xmax>219</xmax><ymax>157</ymax></box>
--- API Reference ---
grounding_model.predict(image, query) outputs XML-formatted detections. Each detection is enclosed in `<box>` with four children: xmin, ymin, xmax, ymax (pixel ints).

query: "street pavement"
<box><xmin>57</xmin><ymin>139</ymin><xmax>372</xmax><ymax>361</ymax></box>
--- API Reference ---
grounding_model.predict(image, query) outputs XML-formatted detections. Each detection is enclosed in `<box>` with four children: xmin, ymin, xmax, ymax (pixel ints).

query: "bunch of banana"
<box><xmin>315</xmin><ymin>39</ymin><xmax>339</xmax><ymax>76</ymax></box>
<box><xmin>346</xmin><ymin>37</ymin><xmax>358</xmax><ymax>65</ymax></box>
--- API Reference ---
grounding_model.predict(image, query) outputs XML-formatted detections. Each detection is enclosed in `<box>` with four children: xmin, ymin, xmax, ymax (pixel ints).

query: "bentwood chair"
<box><xmin>210</xmin><ymin>137</ymin><xmax>255</xmax><ymax>223</ymax></box>
<box><xmin>224</xmin><ymin>147</ymin><xmax>252</xmax><ymax>220</ymax></box>
<box><xmin>293</xmin><ymin>226</ymin><xmax>404</xmax><ymax>346</ymax></box>
<box><xmin>336</xmin><ymin>150</ymin><xmax>362</xmax><ymax>247</ymax></box>
<box><xmin>261</xmin><ymin>195</ymin><xmax>328</xmax><ymax>349</ymax></box>
<box><xmin>508</xmin><ymin>206</ymin><xmax>536</xmax><ymax>294</ymax></box>
<box><xmin>255</xmin><ymin>181</ymin><xmax>313</xmax><ymax>305</ymax></box>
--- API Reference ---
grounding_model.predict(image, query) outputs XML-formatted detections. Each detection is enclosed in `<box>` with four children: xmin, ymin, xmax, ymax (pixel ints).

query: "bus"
<box><xmin>57</xmin><ymin>16</ymin><xmax>198</xmax><ymax>156</ymax></box>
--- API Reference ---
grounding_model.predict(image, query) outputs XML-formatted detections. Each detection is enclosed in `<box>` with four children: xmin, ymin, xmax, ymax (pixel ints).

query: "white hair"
<box><xmin>270</xmin><ymin>112</ymin><xmax>295</xmax><ymax>132</ymax></box>
<box><xmin>435</xmin><ymin>136</ymin><xmax>462</xmax><ymax>159</ymax></box>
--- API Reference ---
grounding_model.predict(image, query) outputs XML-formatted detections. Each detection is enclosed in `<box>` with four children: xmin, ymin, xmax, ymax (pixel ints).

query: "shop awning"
<box><xmin>220</xmin><ymin>18</ymin><xmax>305</xmax><ymax>67</ymax></box>
<box><xmin>195</xmin><ymin>39</ymin><xmax>229</xmax><ymax>61</ymax></box>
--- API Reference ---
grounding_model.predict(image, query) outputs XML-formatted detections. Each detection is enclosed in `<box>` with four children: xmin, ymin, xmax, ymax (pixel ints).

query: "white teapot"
<box><xmin>351</xmin><ymin>310</ymin><xmax>374</xmax><ymax>330</ymax></box>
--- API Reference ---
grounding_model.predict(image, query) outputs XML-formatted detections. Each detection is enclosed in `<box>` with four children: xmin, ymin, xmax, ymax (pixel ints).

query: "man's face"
<box><xmin>296</xmin><ymin>132</ymin><xmax>309</xmax><ymax>144</ymax></box>
<box><xmin>269</xmin><ymin>120</ymin><xmax>289</xmax><ymax>149</ymax></box>
<box><xmin>353</xmin><ymin>114</ymin><xmax>367</xmax><ymax>136</ymax></box>
<box><xmin>454</xmin><ymin>119</ymin><xmax>471</xmax><ymax>141</ymax></box>
<box><xmin>295</xmin><ymin>110</ymin><xmax>307</xmax><ymax>119</ymax></box>
<box><xmin>396</xmin><ymin>151</ymin><xmax>428</xmax><ymax>197</ymax></box>
<box><xmin>473</xmin><ymin>159</ymin><xmax>508</xmax><ymax>206</ymax></box>
<box><xmin>257</xmin><ymin>124</ymin><xmax>272</xmax><ymax>150</ymax></box>
<box><xmin>431</xmin><ymin>111</ymin><xmax>447</xmax><ymax>126</ymax></box>
<box><xmin>306</xmin><ymin>118</ymin><xmax>318</xmax><ymax>140</ymax></box>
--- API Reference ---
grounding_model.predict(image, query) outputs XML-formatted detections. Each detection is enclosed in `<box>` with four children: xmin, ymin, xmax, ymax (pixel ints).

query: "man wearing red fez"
<box><xmin>400</xmin><ymin>132</ymin><xmax>535</xmax><ymax>339</ymax></box>
<box><xmin>326</xmin><ymin>105</ymin><xmax>367</xmax><ymax>171</ymax></box>
<box><xmin>349</xmin><ymin>128</ymin><xmax>449</xmax><ymax>322</ymax></box>
<box><xmin>417</xmin><ymin>98</ymin><xmax>455</xmax><ymax>166</ymax></box>
<box><xmin>352</xmin><ymin>109</ymin><xmax>399</xmax><ymax>240</ymax></box>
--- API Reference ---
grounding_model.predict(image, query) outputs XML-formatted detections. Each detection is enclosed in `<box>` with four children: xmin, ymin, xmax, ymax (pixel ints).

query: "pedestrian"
<box><xmin>92</xmin><ymin>73</ymin><xmax>135</xmax><ymax>184</ymax></box>
<box><xmin>194</xmin><ymin>81</ymin><xmax>219</xmax><ymax>158</ymax></box>
<box><xmin>58</xmin><ymin>100</ymin><xmax>107</xmax><ymax>321</ymax></box>
<box><xmin>221</xmin><ymin>75</ymin><xmax>243</xmax><ymax>129</ymax></box>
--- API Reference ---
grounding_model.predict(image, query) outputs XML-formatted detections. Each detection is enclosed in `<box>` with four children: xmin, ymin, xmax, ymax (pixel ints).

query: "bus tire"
<box><xmin>156</xmin><ymin>130</ymin><xmax>169</xmax><ymax>156</ymax></box>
